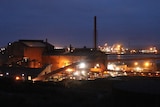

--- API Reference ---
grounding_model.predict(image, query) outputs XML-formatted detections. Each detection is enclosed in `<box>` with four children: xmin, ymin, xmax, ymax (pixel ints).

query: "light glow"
<box><xmin>79</xmin><ymin>62</ymin><xmax>86</xmax><ymax>69</ymax></box>
<box><xmin>81</xmin><ymin>70</ymin><xmax>86</xmax><ymax>76</ymax></box>
<box><xmin>0</xmin><ymin>74</ymin><xmax>3</xmax><ymax>76</ymax></box>
<box><xmin>144</xmin><ymin>62</ymin><xmax>150</xmax><ymax>67</ymax></box>
<box><xmin>15</xmin><ymin>76</ymin><xmax>20</xmax><ymax>80</ymax></box>
<box><xmin>134</xmin><ymin>67</ymin><xmax>143</xmax><ymax>72</ymax></box>
<box><xmin>73</xmin><ymin>71</ymin><xmax>80</xmax><ymax>76</ymax></box>
<box><xmin>107</xmin><ymin>63</ymin><xmax>116</xmax><ymax>70</ymax></box>
<box><xmin>28</xmin><ymin>76</ymin><xmax>32</xmax><ymax>80</ymax></box>
<box><xmin>66</xmin><ymin>68</ymin><xmax>74</xmax><ymax>73</ymax></box>
<box><xmin>134</xmin><ymin>62</ymin><xmax>138</xmax><ymax>66</ymax></box>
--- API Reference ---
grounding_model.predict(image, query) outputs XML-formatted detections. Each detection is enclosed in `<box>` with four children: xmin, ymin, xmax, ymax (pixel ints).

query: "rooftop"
<box><xmin>19</xmin><ymin>40</ymin><xmax>46</xmax><ymax>48</ymax></box>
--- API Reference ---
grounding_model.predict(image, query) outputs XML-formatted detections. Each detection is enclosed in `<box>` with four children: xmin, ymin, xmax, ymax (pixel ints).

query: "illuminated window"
<box><xmin>28</xmin><ymin>76</ymin><xmax>32</xmax><ymax>80</ymax></box>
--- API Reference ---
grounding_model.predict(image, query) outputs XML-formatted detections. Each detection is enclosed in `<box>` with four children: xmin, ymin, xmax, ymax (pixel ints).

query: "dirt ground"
<box><xmin>0</xmin><ymin>76</ymin><xmax>160</xmax><ymax>107</ymax></box>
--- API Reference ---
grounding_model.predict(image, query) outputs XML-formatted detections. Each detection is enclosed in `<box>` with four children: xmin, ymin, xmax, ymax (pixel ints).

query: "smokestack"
<box><xmin>94</xmin><ymin>16</ymin><xmax>97</xmax><ymax>50</ymax></box>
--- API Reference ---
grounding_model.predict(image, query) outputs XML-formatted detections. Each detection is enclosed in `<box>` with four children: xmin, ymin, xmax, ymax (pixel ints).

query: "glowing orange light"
<box><xmin>66</xmin><ymin>68</ymin><xmax>74</xmax><ymax>73</ymax></box>
<box><xmin>134</xmin><ymin>62</ymin><xmax>138</xmax><ymax>66</ymax></box>
<box><xmin>15</xmin><ymin>76</ymin><xmax>20</xmax><ymax>80</ymax></box>
<box><xmin>144</xmin><ymin>62</ymin><xmax>150</xmax><ymax>67</ymax></box>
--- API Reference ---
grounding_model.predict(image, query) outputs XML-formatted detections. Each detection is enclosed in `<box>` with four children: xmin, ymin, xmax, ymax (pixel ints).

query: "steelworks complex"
<box><xmin>0</xmin><ymin>39</ymin><xmax>107</xmax><ymax>82</ymax></box>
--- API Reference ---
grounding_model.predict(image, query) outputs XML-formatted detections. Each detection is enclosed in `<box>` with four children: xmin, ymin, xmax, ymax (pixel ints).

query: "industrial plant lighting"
<box><xmin>73</xmin><ymin>71</ymin><xmax>80</xmax><ymax>76</ymax></box>
<box><xmin>81</xmin><ymin>70</ymin><xmax>86</xmax><ymax>76</ymax></box>
<box><xmin>66</xmin><ymin>68</ymin><xmax>74</xmax><ymax>73</ymax></box>
<box><xmin>134</xmin><ymin>62</ymin><xmax>138</xmax><ymax>66</ymax></box>
<box><xmin>79</xmin><ymin>62</ymin><xmax>86</xmax><ymax>69</ymax></box>
<box><xmin>0</xmin><ymin>74</ymin><xmax>3</xmax><ymax>76</ymax></box>
<box><xmin>134</xmin><ymin>67</ymin><xmax>143</xmax><ymax>72</ymax></box>
<box><xmin>28</xmin><ymin>76</ymin><xmax>32</xmax><ymax>80</ymax></box>
<box><xmin>144</xmin><ymin>62</ymin><xmax>150</xmax><ymax>67</ymax></box>
<box><xmin>15</xmin><ymin>76</ymin><xmax>20</xmax><ymax>80</ymax></box>
<box><xmin>107</xmin><ymin>63</ymin><xmax>115</xmax><ymax>70</ymax></box>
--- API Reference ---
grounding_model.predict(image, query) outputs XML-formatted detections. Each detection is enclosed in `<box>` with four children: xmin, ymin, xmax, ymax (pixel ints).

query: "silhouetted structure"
<box><xmin>6</xmin><ymin>39</ymin><xmax>54</xmax><ymax>68</ymax></box>
<box><xmin>1</xmin><ymin>39</ymin><xmax>106</xmax><ymax>81</ymax></box>
<box><xmin>94</xmin><ymin>16</ymin><xmax>97</xmax><ymax>50</ymax></box>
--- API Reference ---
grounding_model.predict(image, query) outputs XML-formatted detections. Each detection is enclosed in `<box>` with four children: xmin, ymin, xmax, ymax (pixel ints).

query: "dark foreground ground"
<box><xmin>0</xmin><ymin>76</ymin><xmax>160</xmax><ymax>107</ymax></box>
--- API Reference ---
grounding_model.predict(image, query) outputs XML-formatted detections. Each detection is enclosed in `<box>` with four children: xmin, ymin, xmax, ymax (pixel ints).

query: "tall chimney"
<box><xmin>94</xmin><ymin>16</ymin><xmax>97</xmax><ymax>50</ymax></box>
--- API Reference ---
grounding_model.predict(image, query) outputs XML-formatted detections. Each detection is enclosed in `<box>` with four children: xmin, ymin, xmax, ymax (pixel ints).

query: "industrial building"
<box><xmin>0</xmin><ymin>39</ymin><xmax>106</xmax><ymax>81</ymax></box>
<box><xmin>0</xmin><ymin>16</ymin><xmax>108</xmax><ymax>81</ymax></box>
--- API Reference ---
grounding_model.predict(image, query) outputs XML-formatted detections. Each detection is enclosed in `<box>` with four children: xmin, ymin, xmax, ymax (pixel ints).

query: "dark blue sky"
<box><xmin>0</xmin><ymin>0</ymin><xmax>160</xmax><ymax>48</ymax></box>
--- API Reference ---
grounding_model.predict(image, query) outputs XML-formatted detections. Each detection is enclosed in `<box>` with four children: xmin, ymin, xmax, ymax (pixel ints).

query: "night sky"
<box><xmin>0</xmin><ymin>0</ymin><xmax>160</xmax><ymax>48</ymax></box>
